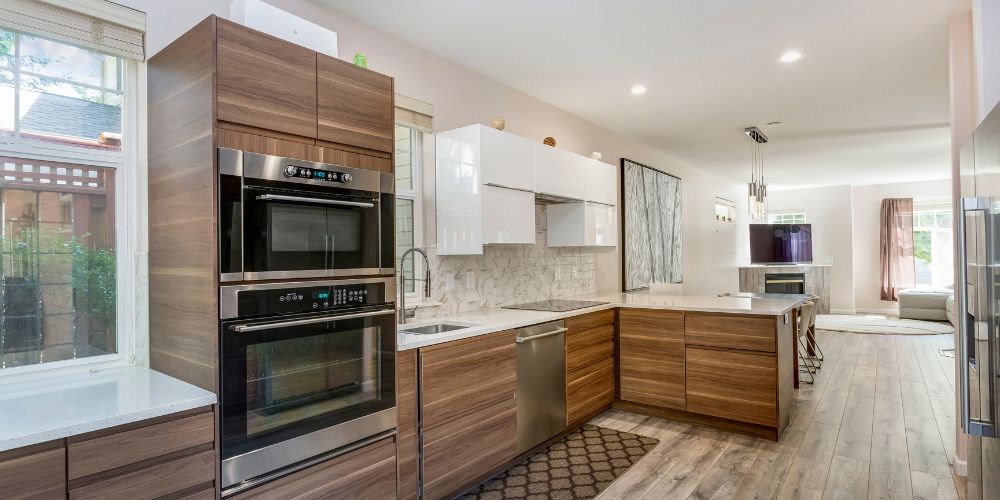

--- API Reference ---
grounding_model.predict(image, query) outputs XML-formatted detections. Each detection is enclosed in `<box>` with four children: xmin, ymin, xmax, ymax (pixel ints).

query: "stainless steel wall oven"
<box><xmin>218</xmin><ymin>148</ymin><xmax>395</xmax><ymax>282</ymax></box>
<box><xmin>218</xmin><ymin>277</ymin><xmax>396</xmax><ymax>493</ymax></box>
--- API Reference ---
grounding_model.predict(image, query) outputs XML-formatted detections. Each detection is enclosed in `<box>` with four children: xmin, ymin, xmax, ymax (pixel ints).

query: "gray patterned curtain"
<box><xmin>623</xmin><ymin>159</ymin><xmax>682</xmax><ymax>290</ymax></box>
<box><xmin>879</xmin><ymin>198</ymin><xmax>915</xmax><ymax>301</ymax></box>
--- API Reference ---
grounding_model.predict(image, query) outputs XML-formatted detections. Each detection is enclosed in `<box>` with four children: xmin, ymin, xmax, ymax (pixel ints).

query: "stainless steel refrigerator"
<box><xmin>959</xmin><ymin>105</ymin><xmax>1000</xmax><ymax>500</ymax></box>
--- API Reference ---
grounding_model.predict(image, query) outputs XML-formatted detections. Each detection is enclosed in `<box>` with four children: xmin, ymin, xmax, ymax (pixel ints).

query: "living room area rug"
<box><xmin>815</xmin><ymin>314</ymin><xmax>954</xmax><ymax>335</ymax></box>
<box><xmin>458</xmin><ymin>424</ymin><xmax>659</xmax><ymax>500</ymax></box>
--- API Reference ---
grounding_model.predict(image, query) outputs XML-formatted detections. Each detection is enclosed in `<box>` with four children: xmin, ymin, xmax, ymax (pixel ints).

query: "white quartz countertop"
<box><xmin>398</xmin><ymin>291</ymin><xmax>803</xmax><ymax>351</ymax></box>
<box><xmin>0</xmin><ymin>366</ymin><xmax>216</xmax><ymax>452</ymax></box>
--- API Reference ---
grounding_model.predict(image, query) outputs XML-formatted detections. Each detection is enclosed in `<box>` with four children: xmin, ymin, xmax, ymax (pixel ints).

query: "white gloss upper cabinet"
<box><xmin>482</xmin><ymin>185</ymin><xmax>536</xmax><ymax>245</ymax></box>
<box><xmin>534</xmin><ymin>145</ymin><xmax>617</xmax><ymax>205</ymax></box>
<box><xmin>436</xmin><ymin>126</ymin><xmax>483</xmax><ymax>255</ymax></box>
<box><xmin>480</xmin><ymin>125</ymin><xmax>534</xmax><ymax>191</ymax></box>
<box><xmin>588</xmin><ymin>160</ymin><xmax>618</xmax><ymax>206</ymax></box>
<box><xmin>533</xmin><ymin>144</ymin><xmax>588</xmax><ymax>200</ymax></box>
<box><xmin>546</xmin><ymin>202</ymin><xmax>617</xmax><ymax>248</ymax></box>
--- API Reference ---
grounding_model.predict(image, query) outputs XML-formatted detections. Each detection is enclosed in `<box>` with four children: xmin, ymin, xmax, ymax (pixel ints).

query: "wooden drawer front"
<box><xmin>216</xmin><ymin>127</ymin><xmax>321</xmax><ymax>161</ymax></box>
<box><xmin>566</xmin><ymin>324</ymin><xmax>614</xmax><ymax>374</ymax></box>
<box><xmin>68</xmin><ymin>411</ymin><xmax>214</xmax><ymax>480</ymax></box>
<box><xmin>619</xmin><ymin>308</ymin><xmax>686</xmax><ymax>409</ymax></box>
<box><xmin>321</xmin><ymin>146</ymin><xmax>392</xmax><ymax>173</ymax></box>
<box><xmin>565</xmin><ymin>309</ymin><xmax>614</xmax><ymax>333</ymax></box>
<box><xmin>216</xmin><ymin>19</ymin><xmax>318</xmax><ymax>138</ymax></box>
<box><xmin>685</xmin><ymin>347</ymin><xmax>777</xmax><ymax>426</ymax></box>
<box><xmin>317</xmin><ymin>54</ymin><xmax>393</xmax><ymax>153</ymax></box>
<box><xmin>567</xmin><ymin>357</ymin><xmax>615</xmax><ymax>425</ymax></box>
<box><xmin>233</xmin><ymin>437</ymin><xmax>396</xmax><ymax>500</ymax></box>
<box><xmin>685</xmin><ymin>313</ymin><xmax>776</xmax><ymax>352</ymax></box>
<box><xmin>420</xmin><ymin>330</ymin><xmax>516</xmax><ymax>429</ymax></box>
<box><xmin>0</xmin><ymin>444</ymin><xmax>66</xmax><ymax>500</ymax></box>
<box><xmin>422</xmin><ymin>396</ymin><xmax>517</xmax><ymax>500</ymax></box>
<box><xmin>69</xmin><ymin>449</ymin><xmax>215</xmax><ymax>500</ymax></box>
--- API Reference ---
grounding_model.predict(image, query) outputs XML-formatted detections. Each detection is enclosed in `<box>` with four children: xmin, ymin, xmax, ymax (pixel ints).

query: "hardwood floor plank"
<box><xmin>590</xmin><ymin>331</ymin><xmax>955</xmax><ymax>500</ymax></box>
<box><xmin>910</xmin><ymin>470</ymin><xmax>960</xmax><ymax>500</ymax></box>
<box><xmin>822</xmin><ymin>455</ymin><xmax>870</xmax><ymax>500</ymax></box>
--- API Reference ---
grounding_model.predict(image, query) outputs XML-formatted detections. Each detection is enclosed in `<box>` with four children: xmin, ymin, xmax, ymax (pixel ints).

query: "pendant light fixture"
<box><xmin>745</xmin><ymin>126</ymin><xmax>768</xmax><ymax>220</ymax></box>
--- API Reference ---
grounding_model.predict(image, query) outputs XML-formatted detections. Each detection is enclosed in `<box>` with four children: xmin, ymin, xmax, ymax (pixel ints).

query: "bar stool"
<box><xmin>798</xmin><ymin>301</ymin><xmax>817</xmax><ymax>384</ymax></box>
<box><xmin>806</xmin><ymin>295</ymin><xmax>824</xmax><ymax>367</ymax></box>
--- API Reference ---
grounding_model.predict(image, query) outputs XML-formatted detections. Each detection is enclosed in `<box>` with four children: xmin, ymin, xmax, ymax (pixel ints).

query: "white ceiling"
<box><xmin>323</xmin><ymin>0</ymin><xmax>968</xmax><ymax>187</ymax></box>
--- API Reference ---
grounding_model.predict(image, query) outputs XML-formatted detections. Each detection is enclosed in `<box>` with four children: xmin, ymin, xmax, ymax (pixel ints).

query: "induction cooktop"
<box><xmin>503</xmin><ymin>299</ymin><xmax>609</xmax><ymax>312</ymax></box>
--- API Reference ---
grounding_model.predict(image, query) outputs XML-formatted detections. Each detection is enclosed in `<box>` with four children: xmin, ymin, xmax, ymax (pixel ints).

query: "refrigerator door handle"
<box><xmin>960</xmin><ymin>196</ymin><xmax>999</xmax><ymax>437</ymax></box>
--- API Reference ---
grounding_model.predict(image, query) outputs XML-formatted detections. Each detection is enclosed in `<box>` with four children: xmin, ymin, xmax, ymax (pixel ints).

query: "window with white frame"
<box><xmin>395</xmin><ymin>124</ymin><xmax>422</xmax><ymax>296</ymax></box>
<box><xmin>912</xmin><ymin>198</ymin><xmax>953</xmax><ymax>289</ymax></box>
<box><xmin>0</xmin><ymin>1</ymin><xmax>145</xmax><ymax>373</ymax></box>
<box><xmin>768</xmin><ymin>211</ymin><xmax>807</xmax><ymax>224</ymax></box>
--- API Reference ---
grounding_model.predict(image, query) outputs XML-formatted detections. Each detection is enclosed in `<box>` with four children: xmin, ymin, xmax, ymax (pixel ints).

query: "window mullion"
<box><xmin>13</xmin><ymin>32</ymin><xmax>20</xmax><ymax>142</ymax></box>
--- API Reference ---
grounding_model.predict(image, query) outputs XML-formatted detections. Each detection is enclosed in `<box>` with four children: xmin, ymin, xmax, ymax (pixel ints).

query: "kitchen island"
<box><xmin>395</xmin><ymin>291</ymin><xmax>804</xmax><ymax>499</ymax></box>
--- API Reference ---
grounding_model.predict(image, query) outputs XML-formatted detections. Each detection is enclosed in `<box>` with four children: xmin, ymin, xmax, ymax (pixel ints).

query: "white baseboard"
<box><xmin>954</xmin><ymin>456</ymin><xmax>968</xmax><ymax>476</ymax></box>
<box><xmin>854</xmin><ymin>307</ymin><xmax>898</xmax><ymax>316</ymax></box>
<box><xmin>829</xmin><ymin>308</ymin><xmax>856</xmax><ymax>315</ymax></box>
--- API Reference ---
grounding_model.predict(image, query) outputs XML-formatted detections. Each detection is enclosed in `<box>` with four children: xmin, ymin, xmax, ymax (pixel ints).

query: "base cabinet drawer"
<box><xmin>69</xmin><ymin>449</ymin><xmax>216</xmax><ymax>500</ymax></box>
<box><xmin>422</xmin><ymin>396</ymin><xmax>517</xmax><ymax>500</ymax></box>
<box><xmin>567</xmin><ymin>357</ymin><xmax>614</xmax><ymax>425</ymax></box>
<box><xmin>232</xmin><ymin>437</ymin><xmax>396</xmax><ymax>500</ymax></box>
<box><xmin>0</xmin><ymin>442</ymin><xmax>66</xmax><ymax>500</ymax></box>
<box><xmin>685</xmin><ymin>313</ymin><xmax>776</xmax><ymax>352</ymax></box>
<box><xmin>566</xmin><ymin>324</ymin><xmax>614</xmax><ymax>373</ymax></box>
<box><xmin>685</xmin><ymin>347</ymin><xmax>777</xmax><ymax>426</ymax></box>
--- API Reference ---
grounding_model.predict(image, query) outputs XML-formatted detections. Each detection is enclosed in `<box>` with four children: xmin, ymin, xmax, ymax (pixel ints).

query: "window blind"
<box><xmin>0</xmin><ymin>0</ymin><xmax>145</xmax><ymax>61</ymax></box>
<box><xmin>395</xmin><ymin>93</ymin><xmax>433</xmax><ymax>133</ymax></box>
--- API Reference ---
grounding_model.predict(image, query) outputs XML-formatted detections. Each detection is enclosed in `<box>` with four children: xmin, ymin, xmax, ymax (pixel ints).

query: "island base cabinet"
<box><xmin>230</xmin><ymin>436</ymin><xmax>397</xmax><ymax>500</ymax></box>
<box><xmin>685</xmin><ymin>347</ymin><xmax>778</xmax><ymax>427</ymax></box>
<box><xmin>567</xmin><ymin>357</ymin><xmax>615</xmax><ymax>425</ymax></box>
<box><xmin>617</xmin><ymin>309</ymin><xmax>686</xmax><ymax>410</ymax></box>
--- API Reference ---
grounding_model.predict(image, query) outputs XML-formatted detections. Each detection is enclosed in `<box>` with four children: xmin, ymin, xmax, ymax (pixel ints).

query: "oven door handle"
<box><xmin>255</xmin><ymin>193</ymin><xmax>375</xmax><ymax>208</ymax></box>
<box><xmin>230</xmin><ymin>309</ymin><xmax>395</xmax><ymax>333</ymax></box>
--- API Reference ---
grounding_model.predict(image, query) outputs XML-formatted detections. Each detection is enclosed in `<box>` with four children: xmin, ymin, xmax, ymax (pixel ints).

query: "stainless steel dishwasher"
<box><xmin>516</xmin><ymin>320</ymin><xmax>568</xmax><ymax>454</ymax></box>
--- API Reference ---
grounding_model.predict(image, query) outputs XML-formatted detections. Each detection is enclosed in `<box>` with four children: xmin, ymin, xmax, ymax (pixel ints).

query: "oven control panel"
<box><xmin>283</xmin><ymin>164</ymin><xmax>353</xmax><ymax>184</ymax></box>
<box><xmin>236</xmin><ymin>282</ymin><xmax>385</xmax><ymax>316</ymax></box>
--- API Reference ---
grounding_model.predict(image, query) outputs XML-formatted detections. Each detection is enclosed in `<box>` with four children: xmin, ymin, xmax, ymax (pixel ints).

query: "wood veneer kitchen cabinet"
<box><xmin>565</xmin><ymin>309</ymin><xmax>615</xmax><ymax>426</ymax></box>
<box><xmin>148</xmin><ymin>15</ymin><xmax>396</xmax><ymax>390</ymax></box>
<box><xmin>419</xmin><ymin>330</ymin><xmax>517</xmax><ymax>500</ymax></box>
<box><xmin>231</xmin><ymin>437</ymin><xmax>396</xmax><ymax>500</ymax></box>
<box><xmin>685</xmin><ymin>347</ymin><xmax>778</xmax><ymax>426</ymax></box>
<box><xmin>216</xmin><ymin>18</ymin><xmax>318</xmax><ymax>138</ymax></box>
<box><xmin>0</xmin><ymin>441</ymin><xmax>66</xmax><ymax>500</ymax></box>
<box><xmin>617</xmin><ymin>308</ymin><xmax>686</xmax><ymax>410</ymax></box>
<box><xmin>396</xmin><ymin>349</ymin><xmax>419</xmax><ymax>500</ymax></box>
<box><xmin>317</xmin><ymin>53</ymin><xmax>394</xmax><ymax>154</ymax></box>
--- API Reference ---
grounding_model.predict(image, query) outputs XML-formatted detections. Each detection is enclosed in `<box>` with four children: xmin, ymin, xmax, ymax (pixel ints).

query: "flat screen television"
<box><xmin>749</xmin><ymin>224</ymin><xmax>813</xmax><ymax>264</ymax></box>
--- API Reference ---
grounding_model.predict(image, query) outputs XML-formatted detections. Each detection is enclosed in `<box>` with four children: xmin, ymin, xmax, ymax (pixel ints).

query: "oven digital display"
<box><xmin>237</xmin><ymin>283</ymin><xmax>385</xmax><ymax>316</ymax></box>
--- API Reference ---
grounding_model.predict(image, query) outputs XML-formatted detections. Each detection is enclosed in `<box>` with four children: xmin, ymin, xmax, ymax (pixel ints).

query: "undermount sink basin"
<box><xmin>399</xmin><ymin>322</ymin><xmax>477</xmax><ymax>335</ymax></box>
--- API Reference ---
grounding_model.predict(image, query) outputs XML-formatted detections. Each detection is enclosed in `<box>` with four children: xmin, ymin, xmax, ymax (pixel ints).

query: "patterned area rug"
<box><xmin>815</xmin><ymin>314</ymin><xmax>954</xmax><ymax>335</ymax></box>
<box><xmin>458</xmin><ymin>424</ymin><xmax>659</xmax><ymax>500</ymax></box>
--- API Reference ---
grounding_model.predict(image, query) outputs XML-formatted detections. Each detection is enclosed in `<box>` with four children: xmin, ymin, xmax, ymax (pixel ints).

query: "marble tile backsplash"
<box><xmin>416</xmin><ymin>205</ymin><xmax>597</xmax><ymax>318</ymax></box>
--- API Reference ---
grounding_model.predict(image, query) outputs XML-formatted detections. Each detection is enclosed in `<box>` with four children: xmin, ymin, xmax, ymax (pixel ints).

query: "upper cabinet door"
<box><xmin>317</xmin><ymin>54</ymin><xmax>394</xmax><ymax>154</ymax></box>
<box><xmin>481</xmin><ymin>126</ymin><xmax>534</xmax><ymax>191</ymax></box>
<box><xmin>588</xmin><ymin>160</ymin><xmax>618</xmax><ymax>205</ymax></box>
<box><xmin>215</xmin><ymin>19</ymin><xmax>318</xmax><ymax>138</ymax></box>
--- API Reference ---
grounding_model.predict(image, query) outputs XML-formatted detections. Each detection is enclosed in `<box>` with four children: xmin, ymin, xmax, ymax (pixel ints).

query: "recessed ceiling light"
<box><xmin>779</xmin><ymin>50</ymin><xmax>803</xmax><ymax>63</ymax></box>
<box><xmin>630</xmin><ymin>84</ymin><xmax>647</xmax><ymax>95</ymax></box>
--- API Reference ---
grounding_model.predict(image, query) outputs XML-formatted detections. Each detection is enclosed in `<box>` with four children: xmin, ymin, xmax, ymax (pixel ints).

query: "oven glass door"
<box><xmin>220</xmin><ymin>307</ymin><xmax>395</xmax><ymax>460</ymax></box>
<box><xmin>243</xmin><ymin>188</ymin><xmax>380</xmax><ymax>277</ymax></box>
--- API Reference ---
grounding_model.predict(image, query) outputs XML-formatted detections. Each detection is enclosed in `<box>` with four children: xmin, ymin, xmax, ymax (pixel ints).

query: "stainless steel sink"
<box><xmin>399</xmin><ymin>322</ymin><xmax>476</xmax><ymax>335</ymax></box>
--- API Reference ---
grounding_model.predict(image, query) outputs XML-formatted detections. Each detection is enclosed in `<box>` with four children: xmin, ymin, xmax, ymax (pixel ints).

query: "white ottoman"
<box><xmin>898</xmin><ymin>288</ymin><xmax>951</xmax><ymax>321</ymax></box>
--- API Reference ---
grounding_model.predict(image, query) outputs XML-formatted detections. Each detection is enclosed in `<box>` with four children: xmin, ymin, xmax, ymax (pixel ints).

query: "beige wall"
<box><xmin>767</xmin><ymin>185</ymin><xmax>856</xmax><ymax>313</ymax></box>
<box><xmin>126</xmin><ymin>0</ymin><xmax>748</xmax><ymax>295</ymax></box>
<box><xmin>767</xmin><ymin>180</ymin><xmax>952</xmax><ymax>314</ymax></box>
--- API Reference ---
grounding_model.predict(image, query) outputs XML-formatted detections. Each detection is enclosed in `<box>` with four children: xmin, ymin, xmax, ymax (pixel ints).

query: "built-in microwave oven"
<box><xmin>218</xmin><ymin>148</ymin><xmax>395</xmax><ymax>282</ymax></box>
